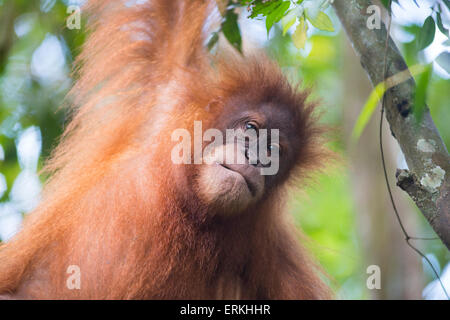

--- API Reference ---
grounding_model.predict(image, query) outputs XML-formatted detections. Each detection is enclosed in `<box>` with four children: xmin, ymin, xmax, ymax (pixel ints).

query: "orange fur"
<box><xmin>0</xmin><ymin>0</ymin><xmax>330</xmax><ymax>299</ymax></box>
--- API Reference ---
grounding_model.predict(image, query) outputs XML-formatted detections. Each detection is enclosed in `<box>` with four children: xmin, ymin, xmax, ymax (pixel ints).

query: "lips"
<box><xmin>219</xmin><ymin>163</ymin><xmax>257</xmax><ymax>197</ymax></box>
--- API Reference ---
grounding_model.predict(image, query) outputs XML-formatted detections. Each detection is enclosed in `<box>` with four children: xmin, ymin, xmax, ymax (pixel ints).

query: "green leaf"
<box><xmin>435</xmin><ymin>51</ymin><xmax>450</xmax><ymax>73</ymax></box>
<box><xmin>265</xmin><ymin>1</ymin><xmax>290</xmax><ymax>35</ymax></box>
<box><xmin>222</xmin><ymin>9</ymin><xmax>242</xmax><ymax>53</ymax></box>
<box><xmin>417</xmin><ymin>16</ymin><xmax>436</xmax><ymax>50</ymax></box>
<box><xmin>281</xmin><ymin>9</ymin><xmax>297</xmax><ymax>35</ymax></box>
<box><xmin>306</xmin><ymin>11</ymin><xmax>334</xmax><ymax>32</ymax></box>
<box><xmin>249</xmin><ymin>0</ymin><xmax>281</xmax><ymax>19</ymax></box>
<box><xmin>413</xmin><ymin>63</ymin><xmax>432</xmax><ymax>122</ymax></box>
<box><xmin>207</xmin><ymin>31</ymin><xmax>219</xmax><ymax>51</ymax></box>
<box><xmin>292</xmin><ymin>16</ymin><xmax>308</xmax><ymax>49</ymax></box>
<box><xmin>436</xmin><ymin>12</ymin><xmax>449</xmax><ymax>37</ymax></box>
<box><xmin>351</xmin><ymin>82</ymin><xmax>386</xmax><ymax>142</ymax></box>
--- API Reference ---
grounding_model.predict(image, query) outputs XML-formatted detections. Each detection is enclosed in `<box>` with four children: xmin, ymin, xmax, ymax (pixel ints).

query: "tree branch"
<box><xmin>332</xmin><ymin>0</ymin><xmax>450</xmax><ymax>249</ymax></box>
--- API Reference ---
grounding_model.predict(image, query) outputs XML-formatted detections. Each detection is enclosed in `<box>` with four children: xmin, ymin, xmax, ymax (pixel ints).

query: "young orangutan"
<box><xmin>0</xmin><ymin>0</ymin><xmax>330</xmax><ymax>299</ymax></box>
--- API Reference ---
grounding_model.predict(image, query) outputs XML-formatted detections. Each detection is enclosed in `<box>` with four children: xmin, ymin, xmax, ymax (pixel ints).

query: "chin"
<box><xmin>196</xmin><ymin>162</ymin><xmax>265</xmax><ymax>216</ymax></box>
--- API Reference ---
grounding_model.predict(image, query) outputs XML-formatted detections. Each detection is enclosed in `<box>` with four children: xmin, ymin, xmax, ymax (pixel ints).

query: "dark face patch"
<box><xmin>208</xmin><ymin>99</ymin><xmax>301</xmax><ymax>190</ymax></box>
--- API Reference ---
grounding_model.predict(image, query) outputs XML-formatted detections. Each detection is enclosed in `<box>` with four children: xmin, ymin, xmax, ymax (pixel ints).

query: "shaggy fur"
<box><xmin>0</xmin><ymin>0</ymin><xmax>330</xmax><ymax>299</ymax></box>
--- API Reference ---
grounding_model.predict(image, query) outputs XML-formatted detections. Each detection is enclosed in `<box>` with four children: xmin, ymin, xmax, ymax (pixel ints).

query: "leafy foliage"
<box><xmin>213</xmin><ymin>0</ymin><xmax>335</xmax><ymax>51</ymax></box>
<box><xmin>417</xmin><ymin>16</ymin><xmax>436</xmax><ymax>51</ymax></box>
<box><xmin>222</xmin><ymin>8</ymin><xmax>243</xmax><ymax>52</ymax></box>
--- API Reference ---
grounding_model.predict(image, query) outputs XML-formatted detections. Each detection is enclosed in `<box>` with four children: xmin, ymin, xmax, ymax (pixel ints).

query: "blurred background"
<box><xmin>0</xmin><ymin>0</ymin><xmax>449</xmax><ymax>299</ymax></box>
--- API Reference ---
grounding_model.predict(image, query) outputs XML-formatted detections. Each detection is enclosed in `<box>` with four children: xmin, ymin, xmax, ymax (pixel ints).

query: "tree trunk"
<box><xmin>332</xmin><ymin>0</ymin><xmax>450</xmax><ymax>249</ymax></box>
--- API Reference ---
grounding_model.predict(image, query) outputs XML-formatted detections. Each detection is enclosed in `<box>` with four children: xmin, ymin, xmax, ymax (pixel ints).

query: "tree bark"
<box><xmin>332</xmin><ymin>0</ymin><xmax>450</xmax><ymax>249</ymax></box>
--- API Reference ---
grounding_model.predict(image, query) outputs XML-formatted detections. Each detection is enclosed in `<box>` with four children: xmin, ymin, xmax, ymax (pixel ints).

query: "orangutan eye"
<box><xmin>245</xmin><ymin>121</ymin><xmax>258</xmax><ymax>131</ymax></box>
<box><xmin>268</xmin><ymin>143</ymin><xmax>281</xmax><ymax>156</ymax></box>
